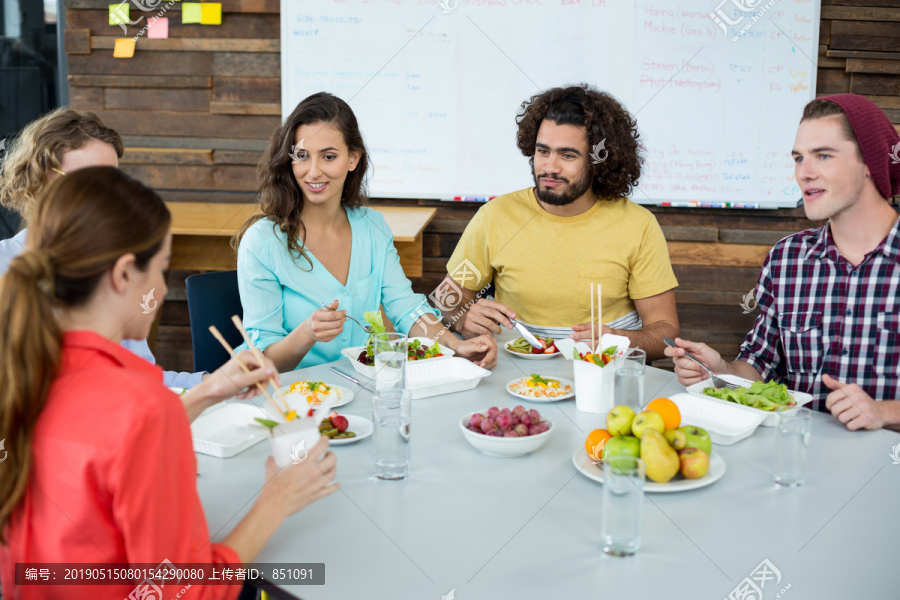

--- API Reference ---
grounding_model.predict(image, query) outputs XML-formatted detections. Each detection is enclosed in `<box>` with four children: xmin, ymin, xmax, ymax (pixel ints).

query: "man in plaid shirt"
<box><xmin>666</xmin><ymin>94</ymin><xmax>900</xmax><ymax>431</ymax></box>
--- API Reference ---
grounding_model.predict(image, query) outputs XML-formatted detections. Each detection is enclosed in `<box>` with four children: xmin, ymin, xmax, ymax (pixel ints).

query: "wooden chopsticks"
<box><xmin>208</xmin><ymin>317</ymin><xmax>292</xmax><ymax>420</ymax></box>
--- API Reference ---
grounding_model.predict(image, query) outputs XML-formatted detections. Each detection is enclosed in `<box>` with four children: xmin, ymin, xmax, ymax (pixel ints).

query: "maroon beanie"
<box><xmin>814</xmin><ymin>93</ymin><xmax>900</xmax><ymax>199</ymax></box>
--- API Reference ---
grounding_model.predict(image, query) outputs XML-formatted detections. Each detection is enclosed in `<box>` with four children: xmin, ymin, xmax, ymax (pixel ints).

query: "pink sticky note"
<box><xmin>147</xmin><ymin>16</ymin><xmax>169</xmax><ymax>39</ymax></box>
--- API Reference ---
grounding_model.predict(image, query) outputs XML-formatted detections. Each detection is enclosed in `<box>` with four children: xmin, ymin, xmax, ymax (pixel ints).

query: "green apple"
<box><xmin>679</xmin><ymin>447</ymin><xmax>710</xmax><ymax>479</ymax></box>
<box><xmin>606</xmin><ymin>405</ymin><xmax>636</xmax><ymax>437</ymax></box>
<box><xmin>678</xmin><ymin>425</ymin><xmax>712</xmax><ymax>456</ymax></box>
<box><xmin>631</xmin><ymin>410</ymin><xmax>665</xmax><ymax>439</ymax></box>
<box><xmin>604</xmin><ymin>435</ymin><xmax>641</xmax><ymax>460</ymax></box>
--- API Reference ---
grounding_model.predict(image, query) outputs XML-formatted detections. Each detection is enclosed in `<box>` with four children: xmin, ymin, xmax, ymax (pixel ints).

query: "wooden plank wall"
<box><xmin>63</xmin><ymin>0</ymin><xmax>900</xmax><ymax>373</ymax></box>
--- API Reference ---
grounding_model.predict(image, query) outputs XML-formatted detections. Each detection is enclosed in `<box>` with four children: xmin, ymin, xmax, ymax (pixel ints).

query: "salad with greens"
<box><xmin>703</xmin><ymin>381</ymin><xmax>796</xmax><ymax>411</ymax></box>
<box><xmin>355</xmin><ymin>311</ymin><xmax>443</xmax><ymax>366</ymax></box>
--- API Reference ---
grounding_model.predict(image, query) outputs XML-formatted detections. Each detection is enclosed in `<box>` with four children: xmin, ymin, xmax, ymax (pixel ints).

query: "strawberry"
<box><xmin>331</xmin><ymin>415</ymin><xmax>349</xmax><ymax>433</ymax></box>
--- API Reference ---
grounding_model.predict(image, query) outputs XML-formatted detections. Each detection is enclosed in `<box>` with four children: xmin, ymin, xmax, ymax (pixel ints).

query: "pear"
<box><xmin>640</xmin><ymin>429</ymin><xmax>681</xmax><ymax>483</ymax></box>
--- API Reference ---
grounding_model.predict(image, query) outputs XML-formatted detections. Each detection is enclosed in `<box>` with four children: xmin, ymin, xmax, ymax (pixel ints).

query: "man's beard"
<box><xmin>533</xmin><ymin>168</ymin><xmax>593</xmax><ymax>206</ymax></box>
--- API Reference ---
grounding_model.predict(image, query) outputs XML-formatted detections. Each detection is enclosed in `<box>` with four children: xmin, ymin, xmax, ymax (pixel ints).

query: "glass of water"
<box><xmin>601</xmin><ymin>456</ymin><xmax>645</xmax><ymax>556</ymax></box>
<box><xmin>373</xmin><ymin>332</ymin><xmax>407</xmax><ymax>391</ymax></box>
<box><xmin>373</xmin><ymin>389</ymin><xmax>411</xmax><ymax>480</ymax></box>
<box><xmin>775</xmin><ymin>406</ymin><xmax>812</xmax><ymax>487</ymax></box>
<box><xmin>614</xmin><ymin>348</ymin><xmax>646</xmax><ymax>412</ymax></box>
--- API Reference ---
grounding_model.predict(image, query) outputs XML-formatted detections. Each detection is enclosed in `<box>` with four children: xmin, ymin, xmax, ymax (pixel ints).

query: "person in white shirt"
<box><xmin>0</xmin><ymin>108</ymin><xmax>233</xmax><ymax>418</ymax></box>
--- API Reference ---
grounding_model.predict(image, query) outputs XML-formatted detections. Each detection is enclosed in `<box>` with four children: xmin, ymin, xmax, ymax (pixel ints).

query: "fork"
<box><xmin>663</xmin><ymin>337</ymin><xmax>740</xmax><ymax>389</ymax></box>
<box><xmin>320</xmin><ymin>302</ymin><xmax>375</xmax><ymax>334</ymax></box>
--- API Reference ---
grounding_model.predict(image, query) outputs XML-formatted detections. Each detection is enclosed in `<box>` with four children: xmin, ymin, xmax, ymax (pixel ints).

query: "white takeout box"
<box><xmin>406</xmin><ymin>356</ymin><xmax>491</xmax><ymax>399</ymax></box>
<box><xmin>267</xmin><ymin>397</ymin><xmax>334</xmax><ymax>467</ymax></box>
<box><xmin>340</xmin><ymin>336</ymin><xmax>455</xmax><ymax>379</ymax></box>
<box><xmin>556</xmin><ymin>335</ymin><xmax>631</xmax><ymax>414</ymax></box>
<box><xmin>668</xmin><ymin>393</ymin><xmax>766</xmax><ymax>445</ymax></box>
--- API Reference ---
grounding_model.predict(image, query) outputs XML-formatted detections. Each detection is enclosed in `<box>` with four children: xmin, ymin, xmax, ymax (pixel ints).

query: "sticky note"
<box><xmin>109</xmin><ymin>2</ymin><xmax>129</xmax><ymax>25</ymax></box>
<box><xmin>113</xmin><ymin>38</ymin><xmax>136</xmax><ymax>58</ymax></box>
<box><xmin>200</xmin><ymin>3</ymin><xmax>222</xmax><ymax>25</ymax></box>
<box><xmin>146</xmin><ymin>16</ymin><xmax>169</xmax><ymax>39</ymax></box>
<box><xmin>181</xmin><ymin>3</ymin><xmax>201</xmax><ymax>23</ymax></box>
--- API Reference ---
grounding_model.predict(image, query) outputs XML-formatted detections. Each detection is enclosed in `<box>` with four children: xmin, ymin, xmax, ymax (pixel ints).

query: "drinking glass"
<box><xmin>615</xmin><ymin>348</ymin><xmax>646</xmax><ymax>411</ymax></box>
<box><xmin>373</xmin><ymin>389</ymin><xmax>411</xmax><ymax>480</ymax></box>
<box><xmin>775</xmin><ymin>406</ymin><xmax>811</xmax><ymax>487</ymax></box>
<box><xmin>601</xmin><ymin>456</ymin><xmax>645</xmax><ymax>556</ymax></box>
<box><xmin>373</xmin><ymin>332</ymin><xmax>407</xmax><ymax>391</ymax></box>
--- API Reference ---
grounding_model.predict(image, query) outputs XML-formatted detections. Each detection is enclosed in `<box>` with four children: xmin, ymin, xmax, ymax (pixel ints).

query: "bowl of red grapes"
<box><xmin>460</xmin><ymin>405</ymin><xmax>553</xmax><ymax>457</ymax></box>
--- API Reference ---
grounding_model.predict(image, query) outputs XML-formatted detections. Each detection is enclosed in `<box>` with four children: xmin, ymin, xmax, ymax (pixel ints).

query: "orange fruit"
<box><xmin>646</xmin><ymin>398</ymin><xmax>681</xmax><ymax>430</ymax></box>
<box><xmin>585</xmin><ymin>429</ymin><xmax>612</xmax><ymax>461</ymax></box>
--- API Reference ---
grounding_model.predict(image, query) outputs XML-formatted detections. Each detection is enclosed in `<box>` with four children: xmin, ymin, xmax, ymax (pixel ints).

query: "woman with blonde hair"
<box><xmin>0</xmin><ymin>107</ymin><xmax>210</xmax><ymax>399</ymax></box>
<box><xmin>0</xmin><ymin>167</ymin><xmax>339</xmax><ymax>599</ymax></box>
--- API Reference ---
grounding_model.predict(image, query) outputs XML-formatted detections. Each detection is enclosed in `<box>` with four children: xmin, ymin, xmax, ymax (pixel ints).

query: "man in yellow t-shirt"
<box><xmin>432</xmin><ymin>84</ymin><xmax>679</xmax><ymax>360</ymax></box>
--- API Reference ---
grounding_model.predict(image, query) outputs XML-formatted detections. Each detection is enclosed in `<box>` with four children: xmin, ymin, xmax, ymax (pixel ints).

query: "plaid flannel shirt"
<box><xmin>737</xmin><ymin>215</ymin><xmax>900</xmax><ymax>412</ymax></box>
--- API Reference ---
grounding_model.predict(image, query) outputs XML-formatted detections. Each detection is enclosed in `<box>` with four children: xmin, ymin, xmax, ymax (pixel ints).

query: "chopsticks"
<box><xmin>590</xmin><ymin>283</ymin><xmax>602</xmax><ymax>353</ymax></box>
<box><xmin>208</xmin><ymin>318</ymin><xmax>292</xmax><ymax>421</ymax></box>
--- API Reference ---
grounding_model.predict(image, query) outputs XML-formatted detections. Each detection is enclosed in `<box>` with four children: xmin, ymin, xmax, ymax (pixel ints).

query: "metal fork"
<box><xmin>663</xmin><ymin>337</ymin><xmax>740</xmax><ymax>389</ymax></box>
<box><xmin>320</xmin><ymin>302</ymin><xmax>374</xmax><ymax>334</ymax></box>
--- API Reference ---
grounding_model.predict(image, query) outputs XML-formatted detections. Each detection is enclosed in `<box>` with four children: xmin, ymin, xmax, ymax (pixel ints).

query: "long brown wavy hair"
<box><xmin>0</xmin><ymin>167</ymin><xmax>170</xmax><ymax>542</ymax></box>
<box><xmin>0</xmin><ymin>108</ymin><xmax>124</xmax><ymax>220</ymax></box>
<box><xmin>515</xmin><ymin>84</ymin><xmax>643</xmax><ymax>199</ymax></box>
<box><xmin>232</xmin><ymin>92</ymin><xmax>369</xmax><ymax>269</ymax></box>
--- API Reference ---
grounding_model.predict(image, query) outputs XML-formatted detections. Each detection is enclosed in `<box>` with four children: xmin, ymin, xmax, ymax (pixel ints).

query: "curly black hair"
<box><xmin>515</xmin><ymin>84</ymin><xmax>643</xmax><ymax>199</ymax></box>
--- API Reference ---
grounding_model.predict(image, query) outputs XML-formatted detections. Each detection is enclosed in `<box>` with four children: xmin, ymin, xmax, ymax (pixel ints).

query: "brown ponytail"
<box><xmin>0</xmin><ymin>166</ymin><xmax>170</xmax><ymax>541</ymax></box>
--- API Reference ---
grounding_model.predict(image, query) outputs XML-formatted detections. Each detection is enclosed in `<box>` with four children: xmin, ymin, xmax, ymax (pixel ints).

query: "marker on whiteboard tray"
<box><xmin>661</xmin><ymin>201</ymin><xmax>699</xmax><ymax>207</ymax></box>
<box><xmin>731</xmin><ymin>202</ymin><xmax>760</xmax><ymax>209</ymax></box>
<box><xmin>700</xmin><ymin>202</ymin><xmax>727</xmax><ymax>208</ymax></box>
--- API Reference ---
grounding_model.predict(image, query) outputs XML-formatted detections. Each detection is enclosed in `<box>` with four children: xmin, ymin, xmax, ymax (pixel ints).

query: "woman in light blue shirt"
<box><xmin>234</xmin><ymin>92</ymin><xmax>497</xmax><ymax>371</ymax></box>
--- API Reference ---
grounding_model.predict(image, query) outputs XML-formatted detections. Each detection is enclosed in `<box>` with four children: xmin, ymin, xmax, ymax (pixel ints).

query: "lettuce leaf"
<box><xmin>363</xmin><ymin>311</ymin><xmax>386</xmax><ymax>346</ymax></box>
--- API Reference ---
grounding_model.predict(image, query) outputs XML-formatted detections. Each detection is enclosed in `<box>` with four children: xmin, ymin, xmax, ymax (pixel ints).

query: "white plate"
<box><xmin>572</xmin><ymin>448</ymin><xmax>726</xmax><ymax>493</ymax></box>
<box><xmin>340</xmin><ymin>337</ymin><xmax>456</xmax><ymax>378</ymax></box>
<box><xmin>669</xmin><ymin>393</ymin><xmax>765</xmax><ymax>445</ymax></box>
<box><xmin>407</xmin><ymin>357</ymin><xmax>491</xmax><ymax>399</ymax></box>
<box><xmin>326</xmin><ymin>414</ymin><xmax>373</xmax><ymax>446</ymax></box>
<box><xmin>277</xmin><ymin>382</ymin><xmax>354</xmax><ymax>412</ymax></box>
<box><xmin>191</xmin><ymin>403</ymin><xmax>268</xmax><ymax>458</ymax></box>
<box><xmin>505</xmin><ymin>376</ymin><xmax>575</xmax><ymax>402</ymax></box>
<box><xmin>503</xmin><ymin>341</ymin><xmax>562</xmax><ymax>360</ymax></box>
<box><xmin>684</xmin><ymin>375</ymin><xmax>812</xmax><ymax>427</ymax></box>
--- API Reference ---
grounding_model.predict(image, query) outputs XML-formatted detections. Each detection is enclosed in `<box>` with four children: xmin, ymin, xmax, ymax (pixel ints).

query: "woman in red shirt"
<box><xmin>0</xmin><ymin>167</ymin><xmax>339</xmax><ymax>599</ymax></box>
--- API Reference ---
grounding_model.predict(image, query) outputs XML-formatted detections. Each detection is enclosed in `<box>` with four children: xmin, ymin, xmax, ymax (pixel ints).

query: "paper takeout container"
<box><xmin>267</xmin><ymin>396</ymin><xmax>334</xmax><ymax>467</ymax></box>
<box><xmin>555</xmin><ymin>335</ymin><xmax>631</xmax><ymax>414</ymax></box>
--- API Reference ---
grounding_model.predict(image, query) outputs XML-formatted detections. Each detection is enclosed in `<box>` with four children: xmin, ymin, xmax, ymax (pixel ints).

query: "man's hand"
<box><xmin>569</xmin><ymin>322</ymin><xmax>613</xmax><ymax>348</ymax></box>
<box><xmin>663</xmin><ymin>337</ymin><xmax>727</xmax><ymax>386</ymax></box>
<box><xmin>823</xmin><ymin>374</ymin><xmax>885</xmax><ymax>430</ymax></box>
<box><xmin>452</xmin><ymin>334</ymin><xmax>498</xmax><ymax>369</ymax></box>
<box><xmin>458</xmin><ymin>299</ymin><xmax>517</xmax><ymax>338</ymax></box>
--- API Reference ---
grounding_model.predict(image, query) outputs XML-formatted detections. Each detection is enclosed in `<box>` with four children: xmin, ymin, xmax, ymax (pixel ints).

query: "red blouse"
<box><xmin>0</xmin><ymin>331</ymin><xmax>240</xmax><ymax>599</ymax></box>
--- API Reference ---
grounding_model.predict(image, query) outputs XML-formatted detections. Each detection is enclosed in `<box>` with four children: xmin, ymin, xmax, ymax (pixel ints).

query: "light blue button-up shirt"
<box><xmin>236</xmin><ymin>207</ymin><xmax>440</xmax><ymax>369</ymax></box>
<box><xmin>0</xmin><ymin>228</ymin><xmax>205</xmax><ymax>389</ymax></box>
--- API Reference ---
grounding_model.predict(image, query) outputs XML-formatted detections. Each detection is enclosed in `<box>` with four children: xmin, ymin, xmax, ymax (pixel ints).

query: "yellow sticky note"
<box><xmin>113</xmin><ymin>38</ymin><xmax>136</xmax><ymax>58</ymax></box>
<box><xmin>200</xmin><ymin>3</ymin><xmax>222</xmax><ymax>25</ymax></box>
<box><xmin>109</xmin><ymin>2</ymin><xmax>129</xmax><ymax>25</ymax></box>
<box><xmin>181</xmin><ymin>2</ymin><xmax>201</xmax><ymax>23</ymax></box>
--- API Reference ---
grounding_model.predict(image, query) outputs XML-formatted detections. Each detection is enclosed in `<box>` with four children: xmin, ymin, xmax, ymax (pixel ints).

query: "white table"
<box><xmin>196</xmin><ymin>338</ymin><xmax>899</xmax><ymax>599</ymax></box>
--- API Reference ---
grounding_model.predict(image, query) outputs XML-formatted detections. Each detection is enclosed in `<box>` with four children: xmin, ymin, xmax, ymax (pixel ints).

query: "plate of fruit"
<box><xmin>506</xmin><ymin>374</ymin><xmax>575</xmax><ymax>402</ymax></box>
<box><xmin>255</xmin><ymin>410</ymin><xmax>372</xmax><ymax>446</ymax></box>
<box><xmin>572</xmin><ymin>399</ymin><xmax>726</xmax><ymax>492</ymax></box>
<box><xmin>460</xmin><ymin>406</ymin><xmax>553</xmax><ymax>457</ymax></box>
<box><xmin>503</xmin><ymin>336</ymin><xmax>561</xmax><ymax>360</ymax></box>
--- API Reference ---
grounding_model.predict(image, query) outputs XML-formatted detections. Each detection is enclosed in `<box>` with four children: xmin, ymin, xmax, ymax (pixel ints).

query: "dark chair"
<box><xmin>185</xmin><ymin>270</ymin><xmax>243</xmax><ymax>374</ymax></box>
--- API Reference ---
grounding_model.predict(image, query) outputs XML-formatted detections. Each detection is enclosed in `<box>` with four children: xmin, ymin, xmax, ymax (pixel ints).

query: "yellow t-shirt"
<box><xmin>446</xmin><ymin>188</ymin><xmax>678</xmax><ymax>328</ymax></box>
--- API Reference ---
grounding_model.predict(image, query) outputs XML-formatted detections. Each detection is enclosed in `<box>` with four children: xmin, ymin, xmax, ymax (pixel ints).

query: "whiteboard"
<box><xmin>281</xmin><ymin>0</ymin><xmax>821</xmax><ymax>208</ymax></box>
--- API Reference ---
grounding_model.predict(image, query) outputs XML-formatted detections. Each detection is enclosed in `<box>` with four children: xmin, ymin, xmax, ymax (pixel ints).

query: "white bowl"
<box><xmin>340</xmin><ymin>337</ymin><xmax>456</xmax><ymax>378</ymax></box>
<box><xmin>459</xmin><ymin>410</ymin><xmax>553</xmax><ymax>457</ymax></box>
